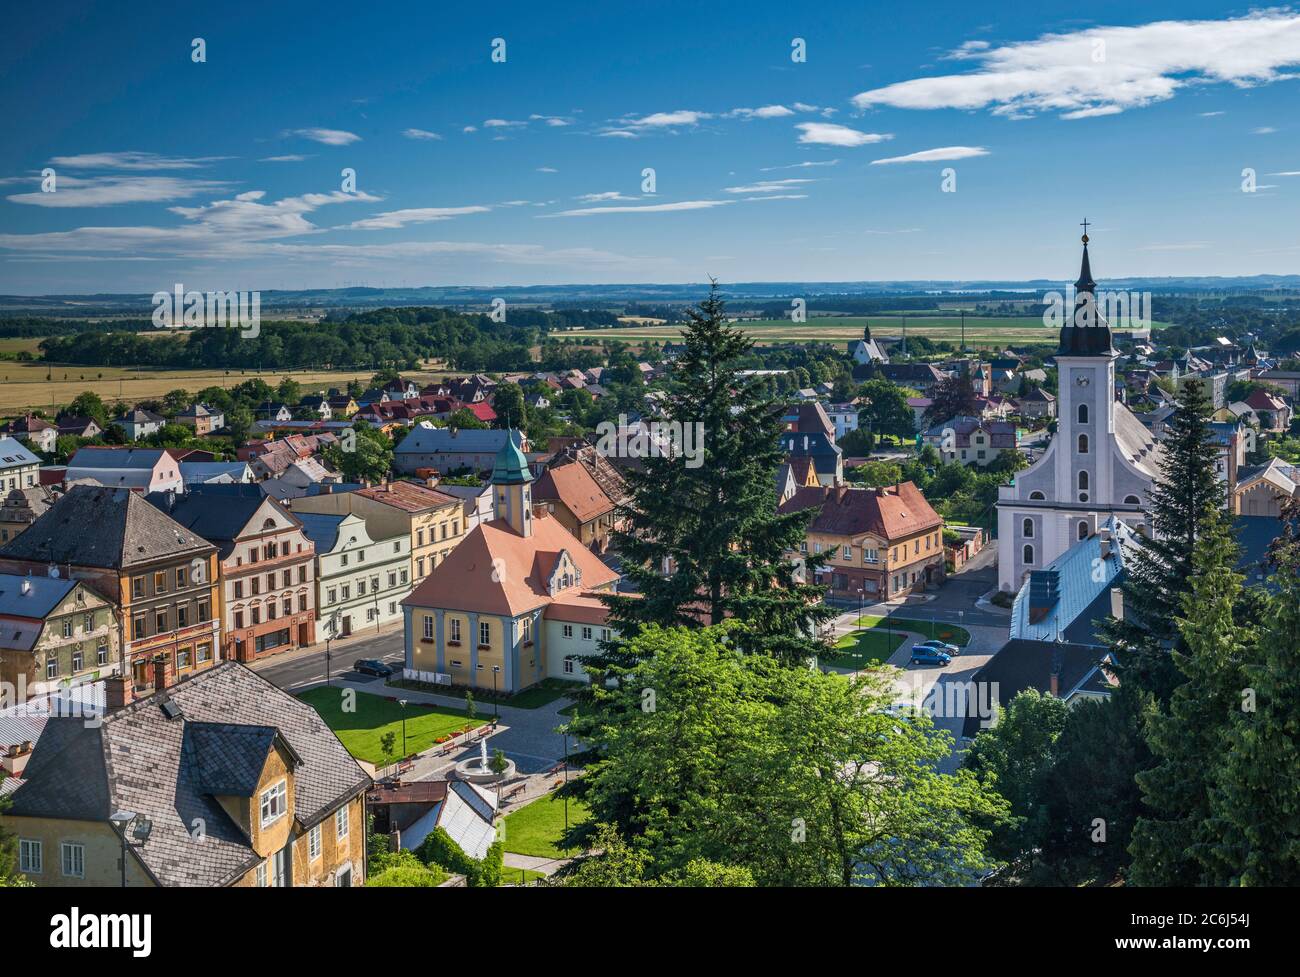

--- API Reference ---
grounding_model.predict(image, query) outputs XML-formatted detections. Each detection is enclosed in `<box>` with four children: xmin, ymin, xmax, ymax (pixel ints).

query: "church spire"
<box><xmin>1057</xmin><ymin>222</ymin><xmax>1115</xmax><ymax>358</ymax></box>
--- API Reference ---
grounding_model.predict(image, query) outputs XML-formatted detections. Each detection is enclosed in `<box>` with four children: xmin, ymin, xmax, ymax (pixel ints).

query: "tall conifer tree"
<box><xmin>601</xmin><ymin>283</ymin><xmax>834</xmax><ymax>664</ymax></box>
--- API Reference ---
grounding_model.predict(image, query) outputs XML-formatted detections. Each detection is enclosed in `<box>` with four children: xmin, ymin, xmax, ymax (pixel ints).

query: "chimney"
<box><xmin>321</xmin><ymin>482</ymin><xmax>333</xmax><ymax>494</ymax></box>
<box><xmin>426</xmin><ymin>476</ymin><xmax>438</xmax><ymax>488</ymax></box>
<box><xmin>1110</xmin><ymin>587</ymin><xmax>1124</xmax><ymax>621</ymax></box>
<box><xmin>1099</xmin><ymin>539</ymin><xmax>1111</xmax><ymax>560</ymax></box>
<box><xmin>20</xmin><ymin>578</ymin><xmax>31</xmax><ymax>595</ymax></box>
<box><xmin>151</xmin><ymin>655</ymin><xmax>171</xmax><ymax>692</ymax></box>
<box><xmin>105</xmin><ymin>673</ymin><xmax>133</xmax><ymax>711</ymax></box>
<box><xmin>1049</xmin><ymin>646</ymin><xmax>1063</xmax><ymax>697</ymax></box>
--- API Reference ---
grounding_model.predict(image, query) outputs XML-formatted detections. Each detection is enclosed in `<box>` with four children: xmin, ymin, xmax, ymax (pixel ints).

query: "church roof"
<box><xmin>490</xmin><ymin>431</ymin><xmax>532</xmax><ymax>485</ymax></box>
<box><xmin>1057</xmin><ymin>230</ymin><xmax>1117</xmax><ymax>358</ymax></box>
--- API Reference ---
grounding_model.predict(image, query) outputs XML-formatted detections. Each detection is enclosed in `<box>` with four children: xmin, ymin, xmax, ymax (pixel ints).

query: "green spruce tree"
<box><xmin>602</xmin><ymin>283</ymin><xmax>834</xmax><ymax>664</ymax></box>
<box><xmin>1129</xmin><ymin>508</ymin><xmax>1253</xmax><ymax>885</ymax></box>
<box><xmin>1100</xmin><ymin>377</ymin><xmax>1223</xmax><ymax>703</ymax></box>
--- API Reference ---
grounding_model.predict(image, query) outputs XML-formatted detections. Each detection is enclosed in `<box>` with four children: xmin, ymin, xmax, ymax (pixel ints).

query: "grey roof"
<box><xmin>0</xmin><ymin>485</ymin><xmax>214</xmax><ymax>570</ymax></box>
<box><xmin>961</xmin><ymin>639</ymin><xmax>1113</xmax><ymax>739</ymax></box>
<box><xmin>296</xmin><ymin>512</ymin><xmax>347</xmax><ymax>554</ymax></box>
<box><xmin>68</xmin><ymin>446</ymin><xmax>168</xmax><ymax>470</ymax></box>
<box><xmin>0</xmin><ymin>573</ymin><xmax>76</xmax><ymax>619</ymax></box>
<box><xmin>6</xmin><ymin>662</ymin><xmax>370</xmax><ymax>887</ymax></box>
<box><xmin>118</xmin><ymin>408</ymin><xmax>165</xmax><ymax>425</ymax></box>
<box><xmin>145</xmin><ymin>491</ymin><xmax>291</xmax><ymax>556</ymax></box>
<box><xmin>396</xmin><ymin>425</ymin><xmax>518</xmax><ymax>455</ymax></box>
<box><xmin>0</xmin><ymin>436</ymin><xmax>40</xmax><ymax>470</ymax></box>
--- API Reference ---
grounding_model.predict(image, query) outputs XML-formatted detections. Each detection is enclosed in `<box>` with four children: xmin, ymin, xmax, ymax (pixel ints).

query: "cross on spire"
<box><xmin>1080</xmin><ymin>218</ymin><xmax>1090</xmax><ymax>243</ymax></box>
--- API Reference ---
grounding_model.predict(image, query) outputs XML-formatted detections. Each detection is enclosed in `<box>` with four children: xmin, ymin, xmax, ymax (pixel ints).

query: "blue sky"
<box><xmin>2</xmin><ymin>0</ymin><xmax>1299</xmax><ymax>293</ymax></box>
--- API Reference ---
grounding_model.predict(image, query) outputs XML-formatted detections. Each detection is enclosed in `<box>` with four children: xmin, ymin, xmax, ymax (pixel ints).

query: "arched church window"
<box><xmin>1078</xmin><ymin>521</ymin><xmax>1089</xmax><ymax>540</ymax></box>
<box><xmin>1078</xmin><ymin>470</ymin><xmax>1089</xmax><ymax>491</ymax></box>
<box><xmin>1078</xmin><ymin>403</ymin><xmax>1089</xmax><ymax>424</ymax></box>
<box><xmin>1022</xmin><ymin>518</ymin><xmax>1034</xmax><ymax>538</ymax></box>
<box><xmin>1023</xmin><ymin>544</ymin><xmax>1034</xmax><ymax>565</ymax></box>
<box><xmin>1078</xmin><ymin>434</ymin><xmax>1089</xmax><ymax>454</ymax></box>
<box><xmin>1124</xmin><ymin>494</ymin><xmax>1140</xmax><ymax>505</ymax></box>
<box><xmin>1028</xmin><ymin>491</ymin><xmax>1045</xmax><ymax>501</ymax></box>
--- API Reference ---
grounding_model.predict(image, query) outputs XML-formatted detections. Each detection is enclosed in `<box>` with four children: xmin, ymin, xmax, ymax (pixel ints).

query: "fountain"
<box><xmin>454</xmin><ymin>735</ymin><xmax>517</xmax><ymax>784</ymax></box>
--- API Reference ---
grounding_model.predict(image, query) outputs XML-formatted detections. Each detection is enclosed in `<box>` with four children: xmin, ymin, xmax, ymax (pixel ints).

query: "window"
<box><xmin>450</xmin><ymin>619</ymin><xmax>461</xmax><ymax>643</ymax></box>
<box><xmin>388</xmin><ymin>571</ymin><xmax>397</xmax><ymax>588</ymax></box>
<box><xmin>256</xmin><ymin>862</ymin><xmax>267</xmax><ymax>887</ymax></box>
<box><xmin>563</xmin><ymin>657</ymin><xmax>575</xmax><ymax>675</ymax></box>
<box><xmin>260</xmin><ymin>780</ymin><xmax>288</xmax><ymax>827</ymax></box>
<box><xmin>601</xmin><ymin>628</ymin><xmax>611</xmax><ymax>642</ymax></box>
<box><xmin>154</xmin><ymin>571</ymin><xmax>167</xmax><ymax>594</ymax></box>
<box><xmin>1078</xmin><ymin>521</ymin><xmax>1089</xmax><ymax>540</ymax></box>
<box><xmin>62</xmin><ymin>619</ymin><xmax>72</xmax><ymax>638</ymax></box>
<box><xmin>176</xmin><ymin>604</ymin><xmax>189</xmax><ymax>628</ymax></box>
<box><xmin>1078</xmin><ymin>434</ymin><xmax>1089</xmax><ymax>454</ymax></box>
<box><xmin>133</xmin><ymin>614</ymin><xmax>147</xmax><ymax>639</ymax></box>
<box><xmin>72</xmin><ymin>648</ymin><xmax>83</xmax><ymax>671</ymax></box>
<box><xmin>864</xmin><ymin>547</ymin><xmax>878</xmax><ymax>563</ymax></box>
<box><xmin>842</xmin><ymin>545</ymin><xmax>851</xmax><ymax>560</ymax></box>
<box><xmin>1023</xmin><ymin>544</ymin><xmax>1035</xmax><ymax>565</ymax></box>
<box><xmin>562</xmin><ymin>624</ymin><xmax>573</xmax><ymax>639</ymax></box>
<box><xmin>197</xmin><ymin>642</ymin><xmax>212</xmax><ymax>663</ymax></box>
<box><xmin>1124</xmin><ymin>494</ymin><xmax>1141</xmax><ymax>505</ymax></box>
<box><xmin>1078</xmin><ymin>470</ymin><xmax>1089</xmax><ymax>491</ymax></box>
<box><xmin>234</xmin><ymin>611</ymin><xmax>244</xmax><ymax>629</ymax></box>
<box><xmin>1078</xmin><ymin>403</ymin><xmax>1089</xmax><ymax>424</ymax></box>
<box><xmin>282</xmin><ymin>570</ymin><xmax>292</xmax><ymax>588</ymax></box>
<box><xmin>61</xmin><ymin>842</ymin><xmax>85</xmax><ymax>879</ymax></box>
<box><xmin>479</xmin><ymin>621</ymin><xmax>490</xmax><ymax>647</ymax></box>
<box><xmin>309</xmin><ymin>824</ymin><xmax>322</xmax><ymax>861</ymax></box>
<box><xmin>251</xmin><ymin>578</ymin><xmax>261</xmax><ymax>596</ymax></box>
<box><xmin>582</xmin><ymin>626</ymin><xmax>593</xmax><ymax>641</ymax></box>
<box><xmin>1029</xmin><ymin>491</ymin><xmax>1045</xmax><ymax>500</ymax></box>
<box><xmin>1022</xmin><ymin>518</ymin><xmax>1034</xmax><ymax>538</ymax></box>
<box><xmin>282</xmin><ymin>598</ymin><xmax>292</xmax><ymax>618</ymax></box>
<box><xmin>251</xmin><ymin>606</ymin><xmax>261</xmax><ymax>626</ymax></box>
<box><xmin>299</xmin><ymin>594</ymin><xmax>308</xmax><ymax>613</ymax></box>
<box><xmin>46</xmin><ymin>656</ymin><xmax>57</xmax><ymax>679</ymax></box>
<box><xmin>131</xmin><ymin>576</ymin><xmax>145</xmax><ymax>599</ymax></box>
<box><xmin>234</xmin><ymin>580</ymin><xmax>244</xmax><ymax>599</ymax></box>
<box><xmin>522</xmin><ymin>616</ymin><xmax>532</xmax><ymax>645</ymax></box>
<box><xmin>177</xmin><ymin>645</ymin><xmax>191</xmax><ymax>668</ymax></box>
<box><xmin>393</xmin><ymin>541</ymin><xmax>401</xmax><ymax>553</ymax></box>
<box><xmin>400</xmin><ymin>570</ymin><xmax>409</xmax><ymax>585</ymax></box>
<box><xmin>97</xmin><ymin>644</ymin><xmax>109</xmax><ymax>666</ymax></box>
<box><xmin>18</xmin><ymin>839</ymin><xmax>41</xmax><ymax>874</ymax></box>
<box><xmin>335</xmin><ymin>805</ymin><xmax>349</xmax><ymax>839</ymax></box>
<box><xmin>298</xmin><ymin>566</ymin><xmax>307</xmax><ymax>583</ymax></box>
<box><xmin>340</xmin><ymin>585</ymin><xmax>350</xmax><ymax>601</ymax></box>
<box><xmin>327</xmin><ymin>588</ymin><xmax>337</xmax><ymax>605</ymax></box>
<box><xmin>416</xmin><ymin>557</ymin><xmax>426</xmax><ymax>577</ymax></box>
<box><xmin>176</xmin><ymin>567</ymin><xmax>187</xmax><ymax>589</ymax></box>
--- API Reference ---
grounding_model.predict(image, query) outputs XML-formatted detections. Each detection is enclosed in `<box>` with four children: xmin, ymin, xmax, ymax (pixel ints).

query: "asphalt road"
<box><xmin>252</xmin><ymin>628</ymin><xmax>405</xmax><ymax>691</ymax></box>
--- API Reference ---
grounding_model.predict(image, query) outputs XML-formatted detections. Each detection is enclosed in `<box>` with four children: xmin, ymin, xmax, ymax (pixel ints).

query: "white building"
<box><xmin>297</xmin><ymin>511</ymin><xmax>412</xmax><ymax>638</ymax></box>
<box><xmin>996</xmin><ymin>233</ymin><xmax>1163</xmax><ymax>592</ymax></box>
<box><xmin>0</xmin><ymin>437</ymin><xmax>40</xmax><ymax>493</ymax></box>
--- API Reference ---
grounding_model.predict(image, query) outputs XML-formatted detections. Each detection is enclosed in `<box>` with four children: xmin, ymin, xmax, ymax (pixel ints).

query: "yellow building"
<box><xmin>2</xmin><ymin>661</ymin><xmax>369</xmax><ymax>887</ymax></box>
<box><xmin>401</xmin><ymin>439</ymin><xmax>620</xmax><ymax>692</ymax></box>
<box><xmin>292</xmin><ymin>479</ymin><xmax>467</xmax><ymax>586</ymax></box>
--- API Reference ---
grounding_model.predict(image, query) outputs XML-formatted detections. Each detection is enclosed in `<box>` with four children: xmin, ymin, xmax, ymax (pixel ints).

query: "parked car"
<box><xmin>909</xmin><ymin>645</ymin><xmax>952</xmax><ymax>666</ymax></box>
<box><xmin>354</xmin><ymin>658</ymin><xmax>395</xmax><ymax>677</ymax></box>
<box><xmin>915</xmin><ymin>638</ymin><xmax>960</xmax><ymax>656</ymax></box>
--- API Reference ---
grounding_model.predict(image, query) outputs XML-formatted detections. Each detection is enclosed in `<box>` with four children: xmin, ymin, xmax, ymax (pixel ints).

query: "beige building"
<box><xmin>2</xmin><ymin>662</ymin><xmax>369</xmax><ymax>887</ymax></box>
<box><xmin>292</xmin><ymin>480</ymin><xmax>467</xmax><ymax>586</ymax></box>
<box><xmin>0</xmin><ymin>573</ymin><xmax>121</xmax><ymax>698</ymax></box>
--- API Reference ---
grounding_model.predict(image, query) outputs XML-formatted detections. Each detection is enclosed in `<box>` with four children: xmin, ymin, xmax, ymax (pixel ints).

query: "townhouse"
<box><xmin>2</xmin><ymin>662</ymin><xmax>370</xmax><ymax>887</ymax></box>
<box><xmin>297</xmin><ymin>511</ymin><xmax>411</xmax><ymax>639</ymax></box>
<box><xmin>0</xmin><ymin>485</ymin><xmax>220</xmax><ymax>693</ymax></box>
<box><xmin>0</xmin><ymin>437</ymin><xmax>41</xmax><ymax>494</ymax></box>
<box><xmin>780</xmin><ymin>482</ymin><xmax>946</xmax><ymax>600</ymax></box>
<box><xmin>64</xmin><ymin>446</ymin><xmax>184</xmax><ymax>494</ymax></box>
<box><xmin>0</xmin><ymin>573</ymin><xmax>121</xmax><ymax>698</ymax></box>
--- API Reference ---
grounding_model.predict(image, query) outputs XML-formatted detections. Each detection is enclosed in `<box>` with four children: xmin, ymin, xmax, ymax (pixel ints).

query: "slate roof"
<box><xmin>960</xmin><ymin>639</ymin><xmax>1115</xmax><ymax>739</ymax></box>
<box><xmin>296</xmin><ymin>513</ymin><xmax>347</xmax><ymax>554</ymax></box>
<box><xmin>0</xmin><ymin>485</ymin><xmax>214</xmax><ymax>570</ymax></box>
<box><xmin>146</xmin><ymin>490</ymin><xmax>293</xmax><ymax>557</ymax></box>
<box><xmin>5</xmin><ymin>662</ymin><xmax>370</xmax><ymax>887</ymax></box>
<box><xmin>396</xmin><ymin>425</ymin><xmax>523</xmax><ymax>457</ymax></box>
<box><xmin>0</xmin><ymin>437</ymin><xmax>41</xmax><ymax>470</ymax></box>
<box><xmin>0</xmin><ymin>573</ymin><xmax>76</xmax><ymax>619</ymax></box>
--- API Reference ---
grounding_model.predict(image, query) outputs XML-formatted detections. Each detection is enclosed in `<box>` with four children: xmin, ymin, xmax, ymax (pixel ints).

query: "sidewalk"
<box><xmin>247</xmin><ymin>618</ymin><xmax>404</xmax><ymax>672</ymax></box>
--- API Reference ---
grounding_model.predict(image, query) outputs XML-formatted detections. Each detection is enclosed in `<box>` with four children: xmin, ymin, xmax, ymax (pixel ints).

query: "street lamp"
<box><xmin>491</xmin><ymin>665</ymin><xmax>500</xmax><ymax>721</ymax></box>
<box><xmin>397</xmin><ymin>699</ymin><xmax>408</xmax><ymax>757</ymax></box>
<box><xmin>109</xmin><ymin>810</ymin><xmax>151</xmax><ymax>888</ymax></box>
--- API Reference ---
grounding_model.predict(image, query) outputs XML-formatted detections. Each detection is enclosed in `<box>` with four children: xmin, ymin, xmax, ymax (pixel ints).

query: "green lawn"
<box><xmin>500</xmin><ymin>792</ymin><xmax>591</xmax><ymax>859</ymax></box>
<box><xmin>297</xmin><ymin>687</ymin><xmax>485</xmax><ymax>764</ymax></box>
<box><xmin>857</xmin><ymin>615</ymin><xmax>971</xmax><ymax>647</ymax></box>
<box><xmin>499</xmin><ymin>868</ymin><xmax>546</xmax><ymax>886</ymax></box>
<box><xmin>388</xmin><ymin>676</ymin><xmax>583</xmax><ymax>710</ymax></box>
<box><xmin>823</xmin><ymin>627</ymin><xmax>907</xmax><ymax>669</ymax></box>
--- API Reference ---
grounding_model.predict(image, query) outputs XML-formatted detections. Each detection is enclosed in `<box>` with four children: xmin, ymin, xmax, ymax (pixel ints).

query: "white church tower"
<box><xmin>996</xmin><ymin>227</ymin><xmax>1163</xmax><ymax>592</ymax></box>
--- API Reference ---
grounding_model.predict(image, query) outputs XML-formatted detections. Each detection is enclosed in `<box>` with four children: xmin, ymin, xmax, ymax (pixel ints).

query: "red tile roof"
<box><xmin>779</xmin><ymin>481</ymin><xmax>942</xmax><ymax>541</ymax></box>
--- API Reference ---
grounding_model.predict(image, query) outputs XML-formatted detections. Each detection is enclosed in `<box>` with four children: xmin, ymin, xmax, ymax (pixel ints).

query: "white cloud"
<box><xmin>1199</xmin><ymin>110</ymin><xmax>1225</xmax><ymax>117</ymax></box>
<box><xmin>261</xmin><ymin>154</ymin><xmax>308</xmax><ymax>162</ymax></box>
<box><xmin>728</xmin><ymin>105</ymin><xmax>795</xmax><ymax>119</ymax></box>
<box><xmin>347</xmin><ymin>206</ymin><xmax>490</xmax><ymax>230</ymax></box>
<box><xmin>760</xmin><ymin>159</ymin><xmax>841</xmax><ymax>171</ymax></box>
<box><xmin>795</xmin><ymin>123</ymin><xmax>892</xmax><ymax>147</ymax></box>
<box><xmin>7</xmin><ymin>175</ymin><xmax>231</xmax><ymax>207</ymax></box>
<box><xmin>48</xmin><ymin>151</ymin><xmax>225</xmax><ymax>171</ymax></box>
<box><xmin>544</xmin><ymin>199</ymin><xmax>737</xmax><ymax>218</ymax></box>
<box><xmin>631</xmin><ymin>110</ymin><xmax>711</xmax><ymax>128</ymax></box>
<box><xmin>289</xmin><ymin>128</ymin><xmax>362</xmax><ymax>146</ymax></box>
<box><xmin>536</xmin><ymin>167</ymin><xmax>558</xmax><ymax>173</ymax></box>
<box><xmin>575</xmin><ymin>191</ymin><xmax>636</xmax><ymax>202</ymax></box>
<box><xmin>463</xmin><ymin>126</ymin><xmax>478</xmax><ymax>133</ymax></box>
<box><xmin>597</xmin><ymin>129</ymin><xmax>638</xmax><ymax>139</ymax></box>
<box><xmin>529</xmin><ymin>114</ymin><xmax>573</xmax><ymax>127</ymax></box>
<box><xmin>723</xmin><ymin>178</ymin><xmax>813</xmax><ymax>193</ymax></box>
<box><xmin>1253</xmin><ymin>126</ymin><xmax>1278</xmax><ymax>135</ymax></box>
<box><xmin>851</xmin><ymin>11</ymin><xmax>1300</xmax><ymax>120</ymax></box>
<box><xmin>1268</xmin><ymin>170</ymin><xmax>1300</xmax><ymax>176</ymax></box>
<box><xmin>402</xmin><ymin>128</ymin><xmax>442</xmax><ymax>141</ymax></box>
<box><xmin>483</xmin><ymin>119</ymin><xmax>526</xmax><ymax>128</ymax></box>
<box><xmin>869</xmin><ymin>146</ymin><xmax>989</xmax><ymax>165</ymax></box>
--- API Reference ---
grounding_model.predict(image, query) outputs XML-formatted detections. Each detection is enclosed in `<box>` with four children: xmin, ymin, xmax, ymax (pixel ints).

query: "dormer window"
<box><xmin>260</xmin><ymin>779</ymin><xmax>288</xmax><ymax>828</ymax></box>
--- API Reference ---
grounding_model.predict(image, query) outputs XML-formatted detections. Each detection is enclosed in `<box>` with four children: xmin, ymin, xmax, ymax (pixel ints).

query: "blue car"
<box><xmin>909</xmin><ymin>645</ymin><xmax>952</xmax><ymax>666</ymax></box>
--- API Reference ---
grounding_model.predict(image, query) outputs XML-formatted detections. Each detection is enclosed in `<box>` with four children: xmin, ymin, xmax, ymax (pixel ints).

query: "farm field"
<box><xmin>561</xmin><ymin>315</ymin><xmax>1167</xmax><ymax>348</ymax></box>
<box><xmin>0</xmin><ymin>362</ymin><xmax>455</xmax><ymax>415</ymax></box>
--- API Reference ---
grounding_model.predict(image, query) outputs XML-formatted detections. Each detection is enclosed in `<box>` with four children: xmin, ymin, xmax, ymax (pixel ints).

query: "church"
<box><xmin>996</xmin><ymin>231</ymin><xmax>1163</xmax><ymax>592</ymax></box>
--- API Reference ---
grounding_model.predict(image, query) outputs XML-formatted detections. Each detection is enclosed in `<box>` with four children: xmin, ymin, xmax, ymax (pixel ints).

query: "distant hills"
<box><xmin>4</xmin><ymin>275</ymin><xmax>1300</xmax><ymax>317</ymax></box>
